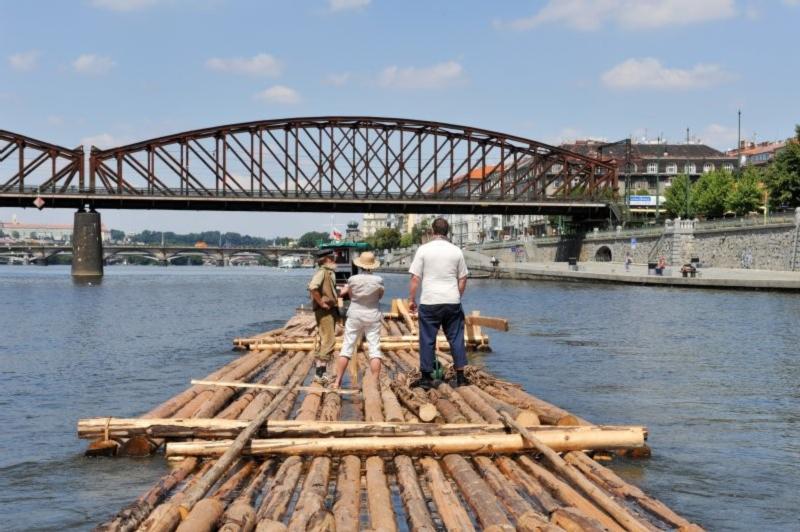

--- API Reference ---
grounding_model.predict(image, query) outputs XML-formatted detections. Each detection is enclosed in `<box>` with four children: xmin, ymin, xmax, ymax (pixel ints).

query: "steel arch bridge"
<box><xmin>1</xmin><ymin>117</ymin><xmax>618</xmax><ymax>218</ymax></box>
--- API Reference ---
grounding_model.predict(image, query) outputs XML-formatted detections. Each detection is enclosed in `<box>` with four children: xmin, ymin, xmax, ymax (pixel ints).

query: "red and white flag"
<box><xmin>331</xmin><ymin>230</ymin><xmax>343</xmax><ymax>241</ymax></box>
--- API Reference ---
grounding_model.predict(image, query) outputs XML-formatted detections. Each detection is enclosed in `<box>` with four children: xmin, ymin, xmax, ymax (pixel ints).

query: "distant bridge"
<box><xmin>1</xmin><ymin>118</ymin><xmax>618</xmax><ymax>219</ymax></box>
<box><xmin>0</xmin><ymin>244</ymin><xmax>313</xmax><ymax>266</ymax></box>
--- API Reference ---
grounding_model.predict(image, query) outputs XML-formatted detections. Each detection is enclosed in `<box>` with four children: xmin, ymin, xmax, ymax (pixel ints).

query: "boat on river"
<box><xmin>77</xmin><ymin>299</ymin><xmax>702</xmax><ymax>531</ymax></box>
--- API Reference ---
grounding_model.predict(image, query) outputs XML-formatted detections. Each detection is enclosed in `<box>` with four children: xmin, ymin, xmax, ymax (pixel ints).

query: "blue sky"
<box><xmin>1</xmin><ymin>0</ymin><xmax>798</xmax><ymax>236</ymax></box>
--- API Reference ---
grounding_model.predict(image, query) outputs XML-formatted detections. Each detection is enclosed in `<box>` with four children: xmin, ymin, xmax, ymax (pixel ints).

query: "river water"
<box><xmin>0</xmin><ymin>266</ymin><xmax>797</xmax><ymax>531</ymax></box>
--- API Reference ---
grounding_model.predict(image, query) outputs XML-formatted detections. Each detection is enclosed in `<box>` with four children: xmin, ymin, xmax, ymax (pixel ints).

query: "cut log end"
<box><xmin>85</xmin><ymin>438</ymin><xmax>119</xmax><ymax>457</ymax></box>
<box><xmin>615</xmin><ymin>444</ymin><xmax>652</xmax><ymax>459</ymax></box>
<box><xmin>555</xmin><ymin>415</ymin><xmax>580</xmax><ymax>426</ymax></box>
<box><xmin>418</xmin><ymin>404</ymin><xmax>438</xmax><ymax>423</ymax></box>
<box><xmin>118</xmin><ymin>435</ymin><xmax>158</xmax><ymax>457</ymax></box>
<box><xmin>515</xmin><ymin>410</ymin><xmax>540</xmax><ymax>426</ymax></box>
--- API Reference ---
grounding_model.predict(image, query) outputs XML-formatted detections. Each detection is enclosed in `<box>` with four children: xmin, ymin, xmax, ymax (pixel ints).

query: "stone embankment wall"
<box><xmin>467</xmin><ymin>209</ymin><xmax>800</xmax><ymax>271</ymax></box>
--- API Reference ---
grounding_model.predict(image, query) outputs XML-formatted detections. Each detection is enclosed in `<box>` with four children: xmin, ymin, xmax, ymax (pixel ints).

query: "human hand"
<box><xmin>408</xmin><ymin>300</ymin><xmax>417</xmax><ymax>312</ymax></box>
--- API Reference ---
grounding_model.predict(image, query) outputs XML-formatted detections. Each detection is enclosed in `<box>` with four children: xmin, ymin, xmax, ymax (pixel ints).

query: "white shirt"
<box><xmin>408</xmin><ymin>238</ymin><xmax>468</xmax><ymax>305</ymax></box>
<box><xmin>347</xmin><ymin>273</ymin><xmax>384</xmax><ymax>320</ymax></box>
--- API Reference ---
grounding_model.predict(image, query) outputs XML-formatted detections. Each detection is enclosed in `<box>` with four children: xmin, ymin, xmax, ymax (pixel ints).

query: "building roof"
<box><xmin>729</xmin><ymin>140</ymin><xmax>787</xmax><ymax>157</ymax></box>
<box><xmin>430</xmin><ymin>164</ymin><xmax>503</xmax><ymax>193</ymax></box>
<box><xmin>562</xmin><ymin>140</ymin><xmax>733</xmax><ymax>162</ymax></box>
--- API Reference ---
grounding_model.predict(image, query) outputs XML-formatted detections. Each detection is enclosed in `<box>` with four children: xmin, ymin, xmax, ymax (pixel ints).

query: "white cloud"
<box><xmin>497</xmin><ymin>0</ymin><xmax>737</xmax><ymax>31</ymax></box>
<box><xmin>699</xmin><ymin>124</ymin><xmax>740</xmax><ymax>150</ymax></box>
<box><xmin>601</xmin><ymin>58</ymin><xmax>735</xmax><ymax>90</ymax></box>
<box><xmin>329</xmin><ymin>0</ymin><xmax>370</xmax><ymax>12</ymax></box>
<box><xmin>783</xmin><ymin>0</ymin><xmax>800</xmax><ymax>6</ymax></box>
<box><xmin>323</xmin><ymin>72</ymin><xmax>350</xmax><ymax>86</ymax></box>
<box><xmin>81</xmin><ymin>133</ymin><xmax>126</xmax><ymax>149</ymax></box>
<box><xmin>8</xmin><ymin>50</ymin><xmax>40</xmax><ymax>72</ymax></box>
<box><xmin>254</xmin><ymin>85</ymin><xmax>301</xmax><ymax>104</ymax></box>
<box><xmin>72</xmin><ymin>54</ymin><xmax>116</xmax><ymax>75</ymax></box>
<box><xmin>205</xmin><ymin>53</ymin><xmax>282</xmax><ymax>77</ymax></box>
<box><xmin>89</xmin><ymin>0</ymin><xmax>160</xmax><ymax>11</ymax></box>
<box><xmin>377</xmin><ymin>61</ymin><xmax>465</xmax><ymax>90</ymax></box>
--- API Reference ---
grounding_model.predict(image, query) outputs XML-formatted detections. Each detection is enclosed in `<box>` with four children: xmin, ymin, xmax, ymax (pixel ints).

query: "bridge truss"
<box><xmin>1</xmin><ymin>118</ymin><xmax>617</xmax><ymax>217</ymax></box>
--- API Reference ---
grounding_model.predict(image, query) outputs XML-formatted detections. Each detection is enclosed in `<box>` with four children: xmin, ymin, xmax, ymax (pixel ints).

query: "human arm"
<box><xmin>458</xmin><ymin>275</ymin><xmax>467</xmax><ymax>297</ymax></box>
<box><xmin>338</xmin><ymin>284</ymin><xmax>351</xmax><ymax>298</ymax></box>
<box><xmin>308</xmin><ymin>288</ymin><xmax>331</xmax><ymax>310</ymax></box>
<box><xmin>408</xmin><ymin>274</ymin><xmax>420</xmax><ymax>312</ymax></box>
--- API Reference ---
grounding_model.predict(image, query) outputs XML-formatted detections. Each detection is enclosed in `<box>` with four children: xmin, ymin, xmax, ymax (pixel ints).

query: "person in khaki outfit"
<box><xmin>308</xmin><ymin>249</ymin><xmax>339</xmax><ymax>383</ymax></box>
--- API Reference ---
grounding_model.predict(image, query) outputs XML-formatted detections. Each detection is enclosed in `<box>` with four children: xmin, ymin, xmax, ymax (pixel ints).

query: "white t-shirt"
<box><xmin>347</xmin><ymin>273</ymin><xmax>384</xmax><ymax>320</ymax></box>
<box><xmin>408</xmin><ymin>239</ymin><xmax>469</xmax><ymax>305</ymax></box>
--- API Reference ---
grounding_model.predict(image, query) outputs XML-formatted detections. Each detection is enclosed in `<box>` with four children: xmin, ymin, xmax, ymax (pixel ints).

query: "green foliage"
<box><xmin>110</xmin><ymin>229</ymin><xmax>125</xmax><ymax>242</ymax></box>
<box><xmin>763</xmin><ymin>126</ymin><xmax>800</xmax><ymax>209</ymax></box>
<box><xmin>693</xmin><ymin>170</ymin><xmax>734</xmax><ymax>218</ymax></box>
<box><xmin>11</xmin><ymin>231</ymin><xmax>20</xmax><ymax>239</ymax></box>
<box><xmin>663</xmin><ymin>174</ymin><xmax>694</xmax><ymax>218</ymax></box>
<box><xmin>634</xmin><ymin>188</ymin><xmax>651</xmax><ymax>196</ymax></box>
<box><xmin>297</xmin><ymin>231</ymin><xmax>329</xmax><ymax>248</ymax></box>
<box><xmin>400</xmin><ymin>232</ymin><xmax>414</xmax><ymax>248</ymax></box>
<box><xmin>726</xmin><ymin>168</ymin><xmax>763</xmax><ymax>216</ymax></box>
<box><xmin>366</xmin><ymin>227</ymin><xmax>401</xmax><ymax>250</ymax></box>
<box><xmin>130</xmin><ymin>230</ymin><xmax>288</xmax><ymax>247</ymax></box>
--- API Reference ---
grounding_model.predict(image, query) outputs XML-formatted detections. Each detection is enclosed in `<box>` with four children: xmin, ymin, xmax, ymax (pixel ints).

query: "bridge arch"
<box><xmin>0</xmin><ymin>119</ymin><xmax>618</xmax><ymax>219</ymax></box>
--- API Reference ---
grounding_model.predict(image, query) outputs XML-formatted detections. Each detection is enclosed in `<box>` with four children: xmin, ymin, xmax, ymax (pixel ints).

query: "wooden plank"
<box><xmin>465</xmin><ymin>314</ymin><xmax>509</xmax><ymax>332</ymax></box>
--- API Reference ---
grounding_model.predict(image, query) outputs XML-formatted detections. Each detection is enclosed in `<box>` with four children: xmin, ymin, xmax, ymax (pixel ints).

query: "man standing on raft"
<box><xmin>308</xmin><ymin>249</ymin><xmax>338</xmax><ymax>384</ymax></box>
<box><xmin>407</xmin><ymin>217</ymin><xmax>470</xmax><ymax>390</ymax></box>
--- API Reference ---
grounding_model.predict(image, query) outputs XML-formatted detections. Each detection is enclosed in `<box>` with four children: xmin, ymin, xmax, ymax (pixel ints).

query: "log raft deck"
<box><xmin>78</xmin><ymin>299</ymin><xmax>702</xmax><ymax>532</ymax></box>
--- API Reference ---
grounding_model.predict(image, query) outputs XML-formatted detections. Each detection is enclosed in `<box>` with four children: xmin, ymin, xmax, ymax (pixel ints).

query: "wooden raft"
<box><xmin>80</xmin><ymin>301</ymin><xmax>703</xmax><ymax>532</ymax></box>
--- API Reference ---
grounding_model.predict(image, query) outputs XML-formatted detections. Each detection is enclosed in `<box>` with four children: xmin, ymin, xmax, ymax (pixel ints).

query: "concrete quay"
<box><xmin>468</xmin><ymin>260</ymin><xmax>800</xmax><ymax>292</ymax></box>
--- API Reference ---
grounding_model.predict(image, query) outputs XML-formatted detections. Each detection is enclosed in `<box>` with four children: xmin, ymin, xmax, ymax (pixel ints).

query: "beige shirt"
<box><xmin>308</xmin><ymin>263</ymin><xmax>337</xmax><ymax>302</ymax></box>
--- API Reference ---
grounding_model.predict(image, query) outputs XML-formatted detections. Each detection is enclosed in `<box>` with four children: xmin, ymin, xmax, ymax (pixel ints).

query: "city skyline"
<box><xmin>2</xmin><ymin>0</ymin><xmax>798</xmax><ymax>235</ymax></box>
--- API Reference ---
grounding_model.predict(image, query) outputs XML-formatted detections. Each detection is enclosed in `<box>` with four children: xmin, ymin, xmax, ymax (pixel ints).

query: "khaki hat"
<box><xmin>353</xmin><ymin>251</ymin><xmax>380</xmax><ymax>270</ymax></box>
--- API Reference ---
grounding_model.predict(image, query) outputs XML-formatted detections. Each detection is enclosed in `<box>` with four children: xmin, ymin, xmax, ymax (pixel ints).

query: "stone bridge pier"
<box><xmin>71</xmin><ymin>208</ymin><xmax>103</xmax><ymax>279</ymax></box>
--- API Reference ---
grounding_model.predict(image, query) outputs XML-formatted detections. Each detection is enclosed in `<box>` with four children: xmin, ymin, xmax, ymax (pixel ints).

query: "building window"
<box><xmin>647</xmin><ymin>162</ymin><xmax>658</xmax><ymax>174</ymax></box>
<box><xmin>666</xmin><ymin>163</ymin><xmax>678</xmax><ymax>174</ymax></box>
<box><xmin>722</xmin><ymin>163</ymin><xmax>734</xmax><ymax>172</ymax></box>
<box><xmin>550</xmin><ymin>164</ymin><xmax>562</xmax><ymax>174</ymax></box>
<box><xmin>684</xmin><ymin>163</ymin><xmax>696</xmax><ymax>174</ymax></box>
<box><xmin>703</xmin><ymin>163</ymin><xmax>714</xmax><ymax>173</ymax></box>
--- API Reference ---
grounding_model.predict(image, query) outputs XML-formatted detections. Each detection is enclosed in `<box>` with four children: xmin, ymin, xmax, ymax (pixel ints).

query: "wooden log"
<box><xmin>173</xmin><ymin>369</ymin><xmax>308</xmax><ymax>519</ymax></box>
<box><xmin>427</xmin><ymin>389</ymin><xmax>467</xmax><ymax>424</ymax></box>
<box><xmin>501</xmin><ymin>412</ymin><xmax>649</xmax><ymax>532</ymax></box>
<box><xmin>378</xmin><ymin>372</ymin><xmax>405</xmax><ymax>422</ymax></box>
<box><xmin>366</xmin><ymin>456</ymin><xmax>397</xmax><ymax>532</ymax></box>
<box><xmin>362</xmin><ymin>368</ymin><xmax>384</xmax><ymax>422</ymax></box>
<box><xmin>472</xmin><ymin>456</ymin><xmax>551</xmax><ymax>532</ymax></box>
<box><xmin>174</xmin><ymin>498</ymin><xmax>225</xmax><ymax>532</ymax></box>
<box><xmin>246</xmin><ymin>336</ymin><xmax>488</xmax><ymax>351</ymax></box>
<box><xmin>565</xmin><ymin>451</ymin><xmax>702</xmax><ymax>531</ymax></box>
<box><xmin>79</xmin><ymin>417</ymin><xmax>645</xmax><ymax>442</ymax></box>
<box><xmin>285</xmin><ymin>457</ymin><xmax>332</xmax><ymax>530</ymax></box>
<box><xmin>442</xmin><ymin>454</ymin><xmax>515</xmax><ymax>531</ymax></box>
<box><xmin>332</xmin><ymin>455</ymin><xmax>361</xmax><ymax>532</ymax></box>
<box><xmin>551</xmin><ymin>507</ymin><xmax>606</xmax><ymax>532</ymax></box>
<box><xmin>481</xmin><ymin>381</ymin><xmax>582</xmax><ymax>426</ymax></box>
<box><xmin>94</xmin><ymin>457</ymin><xmax>199</xmax><ymax>532</ymax></box>
<box><xmin>453</xmin><ymin>385</ymin><xmax>502</xmax><ymax>424</ymax></box>
<box><xmin>218</xmin><ymin>459</ymin><xmax>274</xmax><ymax>532</ymax></box>
<box><xmin>465</xmin><ymin>314</ymin><xmax>509</xmax><ymax>331</ymax></box>
<box><xmin>471</xmin><ymin>385</ymin><xmax>540</xmax><ymax>426</ymax></box>
<box><xmin>494</xmin><ymin>456</ymin><xmax>561</xmax><ymax>515</ymax></box>
<box><xmin>255</xmin><ymin>456</ymin><xmax>303</xmax><ymax>522</ymax></box>
<box><xmin>138</xmin><ymin>462</ymin><xmax>214</xmax><ymax>532</ymax></box>
<box><xmin>191</xmin><ymin>379</ymin><xmax>359</xmax><ymax>395</ymax></box>
<box><xmin>390</xmin><ymin>379</ymin><xmax>439</xmax><ymax>422</ymax></box>
<box><xmin>419</xmin><ymin>457</ymin><xmax>475</xmax><ymax>532</ymax></box>
<box><xmin>166</xmin><ymin>425</ymin><xmax>645</xmax><ymax>457</ymax></box>
<box><xmin>396</xmin><ymin>298</ymin><xmax>417</xmax><ymax>334</ymax></box>
<box><xmin>517</xmin><ymin>455</ymin><xmax>627</xmax><ymax>532</ymax></box>
<box><xmin>436</xmin><ymin>382</ymin><xmax>485</xmax><ymax>423</ymax></box>
<box><xmin>394</xmin><ymin>455</ymin><xmax>436</xmax><ymax>532</ymax></box>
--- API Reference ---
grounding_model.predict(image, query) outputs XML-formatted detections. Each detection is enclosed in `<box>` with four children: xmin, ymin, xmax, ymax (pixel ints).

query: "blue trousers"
<box><xmin>418</xmin><ymin>303</ymin><xmax>468</xmax><ymax>372</ymax></box>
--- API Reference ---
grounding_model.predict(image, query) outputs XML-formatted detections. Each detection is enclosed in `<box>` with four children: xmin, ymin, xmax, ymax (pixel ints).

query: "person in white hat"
<box><xmin>331</xmin><ymin>251</ymin><xmax>384</xmax><ymax>389</ymax></box>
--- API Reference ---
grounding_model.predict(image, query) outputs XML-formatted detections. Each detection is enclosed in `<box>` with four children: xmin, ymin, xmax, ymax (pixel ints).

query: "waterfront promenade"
<box><xmin>468</xmin><ymin>259</ymin><xmax>800</xmax><ymax>291</ymax></box>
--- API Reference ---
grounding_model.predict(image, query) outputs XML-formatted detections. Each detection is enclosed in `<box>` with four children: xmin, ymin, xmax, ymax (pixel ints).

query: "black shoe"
<box><xmin>455</xmin><ymin>371</ymin><xmax>469</xmax><ymax>388</ymax></box>
<box><xmin>417</xmin><ymin>372</ymin><xmax>434</xmax><ymax>391</ymax></box>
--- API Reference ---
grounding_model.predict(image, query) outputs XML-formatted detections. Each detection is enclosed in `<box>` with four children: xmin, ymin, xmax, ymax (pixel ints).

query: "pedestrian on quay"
<box><xmin>308</xmin><ymin>249</ymin><xmax>339</xmax><ymax>384</ymax></box>
<box><xmin>331</xmin><ymin>251</ymin><xmax>385</xmax><ymax>389</ymax></box>
<box><xmin>407</xmin><ymin>217</ymin><xmax>470</xmax><ymax>389</ymax></box>
<box><xmin>624</xmin><ymin>251</ymin><xmax>632</xmax><ymax>272</ymax></box>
